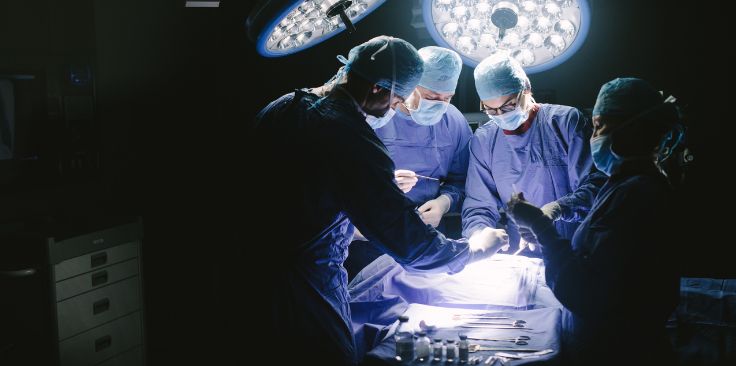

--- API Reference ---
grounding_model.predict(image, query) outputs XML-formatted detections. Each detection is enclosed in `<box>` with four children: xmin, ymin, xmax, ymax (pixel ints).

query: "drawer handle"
<box><xmin>0</xmin><ymin>268</ymin><xmax>36</xmax><ymax>278</ymax></box>
<box><xmin>93</xmin><ymin>298</ymin><xmax>110</xmax><ymax>315</ymax></box>
<box><xmin>90</xmin><ymin>252</ymin><xmax>108</xmax><ymax>268</ymax></box>
<box><xmin>95</xmin><ymin>335</ymin><xmax>112</xmax><ymax>352</ymax></box>
<box><xmin>91</xmin><ymin>270</ymin><xmax>108</xmax><ymax>286</ymax></box>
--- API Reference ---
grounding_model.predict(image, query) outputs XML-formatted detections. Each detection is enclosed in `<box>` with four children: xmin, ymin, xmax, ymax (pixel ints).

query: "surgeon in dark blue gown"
<box><xmin>507</xmin><ymin>78</ymin><xmax>682</xmax><ymax>366</ymax></box>
<box><xmin>250</xmin><ymin>36</ymin><xmax>508</xmax><ymax>366</ymax></box>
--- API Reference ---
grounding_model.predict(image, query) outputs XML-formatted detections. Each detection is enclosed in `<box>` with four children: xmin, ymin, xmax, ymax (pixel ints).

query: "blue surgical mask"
<box><xmin>590</xmin><ymin>134</ymin><xmax>621</xmax><ymax>176</ymax></box>
<box><xmin>409</xmin><ymin>98</ymin><xmax>449</xmax><ymax>126</ymax></box>
<box><xmin>366</xmin><ymin>107</ymin><xmax>396</xmax><ymax>129</ymax></box>
<box><xmin>491</xmin><ymin>107</ymin><xmax>529</xmax><ymax>131</ymax></box>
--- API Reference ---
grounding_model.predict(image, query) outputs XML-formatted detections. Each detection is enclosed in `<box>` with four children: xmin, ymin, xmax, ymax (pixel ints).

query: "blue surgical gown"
<box><xmin>462</xmin><ymin>104</ymin><xmax>605</xmax><ymax>246</ymax></box>
<box><xmin>375</xmin><ymin>104</ymin><xmax>472</xmax><ymax>212</ymax></box>
<box><xmin>251</xmin><ymin>89</ymin><xmax>475</xmax><ymax>365</ymax></box>
<box><xmin>343</xmin><ymin>105</ymin><xmax>472</xmax><ymax>280</ymax></box>
<box><xmin>533</xmin><ymin>161</ymin><xmax>679</xmax><ymax>365</ymax></box>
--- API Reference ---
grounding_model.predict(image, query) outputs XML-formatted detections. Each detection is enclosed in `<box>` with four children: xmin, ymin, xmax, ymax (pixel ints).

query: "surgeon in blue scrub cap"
<box><xmin>506</xmin><ymin>77</ymin><xmax>683</xmax><ymax>366</ymax></box>
<box><xmin>250</xmin><ymin>36</ymin><xmax>509</xmax><ymax>366</ymax></box>
<box><xmin>463</xmin><ymin>53</ymin><xmax>606</xmax><ymax>255</ymax></box>
<box><xmin>344</xmin><ymin>46</ymin><xmax>474</xmax><ymax>279</ymax></box>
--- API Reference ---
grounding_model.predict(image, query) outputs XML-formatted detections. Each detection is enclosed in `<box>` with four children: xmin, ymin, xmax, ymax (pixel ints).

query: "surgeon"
<box><xmin>345</xmin><ymin>46</ymin><xmax>473</xmax><ymax>279</ymax></box>
<box><xmin>462</xmin><ymin>53</ymin><xmax>605</xmax><ymax>254</ymax></box>
<box><xmin>506</xmin><ymin>77</ymin><xmax>683</xmax><ymax>365</ymax></box>
<box><xmin>250</xmin><ymin>36</ymin><xmax>509</xmax><ymax>366</ymax></box>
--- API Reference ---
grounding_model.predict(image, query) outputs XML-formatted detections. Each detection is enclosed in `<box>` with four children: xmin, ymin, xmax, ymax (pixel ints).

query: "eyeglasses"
<box><xmin>480</xmin><ymin>94</ymin><xmax>521</xmax><ymax>116</ymax></box>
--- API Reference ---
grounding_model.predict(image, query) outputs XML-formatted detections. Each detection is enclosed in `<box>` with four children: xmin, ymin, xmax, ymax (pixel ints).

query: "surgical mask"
<box><xmin>366</xmin><ymin>107</ymin><xmax>396</xmax><ymax>129</ymax></box>
<box><xmin>490</xmin><ymin>107</ymin><xmax>529</xmax><ymax>130</ymax></box>
<box><xmin>590</xmin><ymin>134</ymin><xmax>621</xmax><ymax>176</ymax></box>
<box><xmin>409</xmin><ymin>98</ymin><xmax>449</xmax><ymax>126</ymax></box>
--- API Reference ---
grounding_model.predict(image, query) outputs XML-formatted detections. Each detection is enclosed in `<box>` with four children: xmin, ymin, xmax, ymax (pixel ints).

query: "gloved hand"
<box><xmin>506</xmin><ymin>192</ymin><xmax>552</xmax><ymax>230</ymax></box>
<box><xmin>394</xmin><ymin>169</ymin><xmax>418</xmax><ymax>193</ymax></box>
<box><xmin>540</xmin><ymin>201</ymin><xmax>563</xmax><ymax>221</ymax></box>
<box><xmin>418</xmin><ymin>195</ymin><xmax>451</xmax><ymax>228</ymax></box>
<box><xmin>468</xmin><ymin>227</ymin><xmax>510</xmax><ymax>263</ymax></box>
<box><xmin>518</xmin><ymin>227</ymin><xmax>538</xmax><ymax>252</ymax></box>
<box><xmin>518</xmin><ymin>238</ymin><xmax>536</xmax><ymax>253</ymax></box>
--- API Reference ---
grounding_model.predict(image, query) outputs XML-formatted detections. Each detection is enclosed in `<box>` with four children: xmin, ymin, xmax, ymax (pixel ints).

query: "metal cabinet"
<box><xmin>48</xmin><ymin>220</ymin><xmax>145</xmax><ymax>366</ymax></box>
<box><xmin>0</xmin><ymin>219</ymin><xmax>145</xmax><ymax>366</ymax></box>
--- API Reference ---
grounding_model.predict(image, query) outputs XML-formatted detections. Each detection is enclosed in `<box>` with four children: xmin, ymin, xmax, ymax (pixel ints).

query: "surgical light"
<box><xmin>422</xmin><ymin>0</ymin><xmax>590</xmax><ymax>73</ymax></box>
<box><xmin>248</xmin><ymin>0</ymin><xmax>387</xmax><ymax>57</ymax></box>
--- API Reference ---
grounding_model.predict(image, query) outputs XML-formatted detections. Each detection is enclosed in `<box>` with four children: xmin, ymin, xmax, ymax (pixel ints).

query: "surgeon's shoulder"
<box><xmin>255</xmin><ymin>92</ymin><xmax>296</xmax><ymax>118</ymax></box>
<box><xmin>443</xmin><ymin>104</ymin><xmax>471</xmax><ymax>128</ymax></box>
<box><xmin>614</xmin><ymin>173</ymin><xmax>673</xmax><ymax>215</ymax></box>
<box><xmin>473</xmin><ymin>118</ymin><xmax>499</xmax><ymax>140</ymax></box>
<box><xmin>539</xmin><ymin>104</ymin><xmax>586</xmax><ymax>128</ymax></box>
<box><xmin>319</xmin><ymin>108</ymin><xmax>380</xmax><ymax>148</ymax></box>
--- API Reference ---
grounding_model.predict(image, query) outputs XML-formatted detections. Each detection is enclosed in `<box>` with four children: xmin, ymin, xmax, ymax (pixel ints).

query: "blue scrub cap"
<box><xmin>417</xmin><ymin>46</ymin><xmax>463</xmax><ymax>94</ymax></box>
<box><xmin>592</xmin><ymin>77</ymin><xmax>663</xmax><ymax>118</ymax></box>
<box><xmin>473</xmin><ymin>53</ymin><xmax>530</xmax><ymax>101</ymax></box>
<box><xmin>335</xmin><ymin>36</ymin><xmax>423</xmax><ymax>99</ymax></box>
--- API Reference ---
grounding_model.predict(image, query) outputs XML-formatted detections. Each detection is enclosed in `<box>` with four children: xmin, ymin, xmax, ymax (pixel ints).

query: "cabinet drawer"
<box><xmin>56</xmin><ymin>259</ymin><xmax>139</xmax><ymax>302</ymax></box>
<box><xmin>57</xmin><ymin>276</ymin><xmax>141</xmax><ymax>340</ymax></box>
<box><xmin>58</xmin><ymin>311</ymin><xmax>142</xmax><ymax>366</ymax></box>
<box><xmin>54</xmin><ymin>242</ymin><xmax>139</xmax><ymax>282</ymax></box>
<box><xmin>95</xmin><ymin>346</ymin><xmax>143</xmax><ymax>366</ymax></box>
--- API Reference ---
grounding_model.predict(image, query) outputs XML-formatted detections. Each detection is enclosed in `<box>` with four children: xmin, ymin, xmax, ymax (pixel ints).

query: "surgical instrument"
<box><xmin>460</xmin><ymin>325</ymin><xmax>535</xmax><ymax>330</ymax></box>
<box><xmin>453</xmin><ymin>314</ymin><xmax>510</xmax><ymax>320</ymax></box>
<box><xmin>468</xmin><ymin>336</ymin><xmax>530</xmax><ymax>345</ymax></box>
<box><xmin>415</xmin><ymin>174</ymin><xmax>439</xmax><ymax>181</ymax></box>
<box><xmin>468</xmin><ymin>345</ymin><xmax>544</xmax><ymax>353</ymax></box>
<box><xmin>495</xmin><ymin>348</ymin><xmax>554</xmax><ymax>359</ymax></box>
<box><xmin>465</xmin><ymin>320</ymin><xmax>526</xmax><ymax>327</ymax></box>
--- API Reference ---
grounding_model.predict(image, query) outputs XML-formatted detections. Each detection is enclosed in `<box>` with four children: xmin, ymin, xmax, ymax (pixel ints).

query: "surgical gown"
<box><xmin>250</xmin><ymin>89</ymin><xmax>475</xmax><ymax>365</ymax></box>
<box><xmin>375</xmin><ymin>104</ymin><xmax>472</xmax><ymax>212</ymax></box>
<box><xmin>533</xmin><ymin>160</ymin><xmax>680</xmax><ymax>365</ymax></box>
<box><xmin>462</xmin><ymin>104</ymin><xmax>605</xmax><ymax>246</ymax></box>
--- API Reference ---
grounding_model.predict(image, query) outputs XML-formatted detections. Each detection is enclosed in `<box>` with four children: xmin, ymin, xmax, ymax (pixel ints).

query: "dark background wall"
<box><xmin>0</xmin><ymin>0</ymin><xmax>719</xmax><ymax>363</ymax></box>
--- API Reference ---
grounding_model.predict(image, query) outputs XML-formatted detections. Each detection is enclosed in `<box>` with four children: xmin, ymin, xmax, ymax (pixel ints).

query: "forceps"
<box><xmin>468</xmin><ymin>336</ymin><xmax>530</xmax><ymax>345</ymax></box>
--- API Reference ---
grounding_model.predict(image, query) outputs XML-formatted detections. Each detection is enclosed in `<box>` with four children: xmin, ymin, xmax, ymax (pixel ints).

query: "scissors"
<box><xmin>468</xmin><ymin>336</ymin><xmax>530</xmax><ymax>345</ymax></box>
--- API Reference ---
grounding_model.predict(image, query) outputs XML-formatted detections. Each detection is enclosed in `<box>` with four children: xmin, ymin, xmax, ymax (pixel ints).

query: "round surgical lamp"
<box><xmin>422</xmin><ymin>0</ymin><xmax>590</xmax><ymax>74</ymax></box>
<box><xmin>248</xmin><ymin>0</ymin><xmax>388</xmax><ymax>57</ymax></box>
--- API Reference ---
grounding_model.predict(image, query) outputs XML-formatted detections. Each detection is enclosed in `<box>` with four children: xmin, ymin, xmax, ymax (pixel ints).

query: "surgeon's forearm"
<box><xmin>401</xmin><ymin>236</ymin><xmax>471</xmax><ymax>274</ymax></box>
<box><xmin>556</xmin><ymin>169</ymin><xmax>607</xmax><ymax>222</ymax></box>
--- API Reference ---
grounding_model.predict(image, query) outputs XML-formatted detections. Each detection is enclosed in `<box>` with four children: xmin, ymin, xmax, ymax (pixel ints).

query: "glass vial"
<box><xmin>445</xmin><ymin>339</ymin><xmax>457</xmax><ymax>363</ymax></box>
<box><xmin>415</xmin><ymin>331</ymin><xmax>431</xmax><ymax>362</ymax></box>
<box><xmin>395</xmin><ymin>315</ymin><xmax>414</xmax><ymax>363</ymax></box>
<box><xmin>433</xmin><ymin>338</ymin><xmax>444</xmax><ymax>362</ymax></box>
<box><xmin>458</xmin><ymin>334</ymin><xmax>469</xmax><ymax>364</ymax></box>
